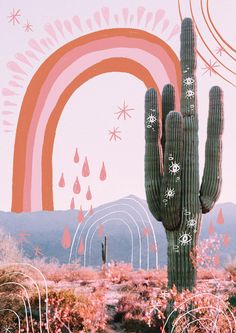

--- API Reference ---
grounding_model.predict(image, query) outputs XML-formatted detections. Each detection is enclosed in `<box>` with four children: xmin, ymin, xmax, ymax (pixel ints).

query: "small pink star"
<box><xmin>23</xmin><ymin>21</ymin><xmax>33</xmax><ymax>32</ymax></box>
<box><xmin>201</xmin><ymin>59</ymin><xmax>220</xmax><ymax>76</ymax></box>
<box><xmin>34</xmin><ymin>246</ymin><xmax>43</xmax><ymax>257</ymax></box>
<box><xmin>115</xmin><ymin>101</ymin><xmax>134</xmax><ymax>120</ymax></box>
<box><xmin>8</xmin><ymin>9</ymin><xmax>21</xmax><ymax>25</ymax></box>
<box><xmin>17</xmin><ymin>232</ymin><xmax>31</xmax><ymax>244</ymax></box>
<box><xmin>215</xmin><ymin>46</ymin><xmax>224</xmax><ymax>56</ymax></box>
<box><xmin>109</xmin><ymin>127</ymin><xmax>122</xmax><ymax>141</ymax></box>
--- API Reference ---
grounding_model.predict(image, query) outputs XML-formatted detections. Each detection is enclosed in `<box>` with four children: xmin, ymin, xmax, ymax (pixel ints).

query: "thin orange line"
<box><xmin>178</xmin><ymin>0</ymin><xmax>236</xmax><ymax>87</ymax></box>
<box><xmin>207</xmin><ymin>0</ymin><xmax>236</xmax><ymax>53</ymax></box>
<box><xmin>201</xmin><ymin>0</ymin><xmax>236</xmax><ymax>61</ymax></box>
<box><xmin>190</xmin><ymin>0</ymin><xmax>236</xmax><ymax>75</ymax></box>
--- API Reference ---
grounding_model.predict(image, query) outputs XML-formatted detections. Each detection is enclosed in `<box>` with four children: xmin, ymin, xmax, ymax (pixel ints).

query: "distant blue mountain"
<box><xmin>0</xmin><ymin>195</ymin><xmax>235</xmax><ymax>269</ymax></box>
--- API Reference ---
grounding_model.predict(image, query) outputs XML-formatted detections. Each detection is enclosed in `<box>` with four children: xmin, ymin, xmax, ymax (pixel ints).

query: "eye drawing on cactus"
<box><xmin>146</xmin><ymin>112</ymin><xmax>157</xmax><ymax>129</ymax></box>
<box><xmin>169</xmin><ymin>161</ymin><xmax>181</xmax><ymax>175</ymax></box>
<box><xmin>144</xmin><ymin>18</ymin><xmax>224</xmax><ymax>292</ymax></box>
<box><xmin>183</xmin><ymin>77</ymin><xmax>195</xmax><ymax>86</ymax></box>
<box><xmin>187</xmin><ymin>218</ymin><xmax>197</xmax><ymax>228</ymax></box>
<box><xmin>178</xmin><ymin>233</ymin><xmax>192</xmax><ymax>246</ymax></box>
<box><xmin>164</xmin><ymin>188</ymin><xmax>175</xmax><ymax>199</ymax></box>
<box><xmin>185</xmin><ymin>89</ymin><xmax>195</xmax><ymax>99</ymax></box>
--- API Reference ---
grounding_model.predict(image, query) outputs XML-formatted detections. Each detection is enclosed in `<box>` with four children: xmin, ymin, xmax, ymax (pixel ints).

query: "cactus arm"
<box><xmin>161</xmin><ymin>111</ymin><xmax>183</xmax><ymax>230</ymax></box>
<box><xmin>161</xmin><ymin>84</ymin><xmax>175</xmax><ymax>154</ymax></box>
<box><xmin>144</xmin><ymin>88</ymin><xmax>163</xmax><ymax>221</ymax></box>
<box><xmin>200</xmin><ymin>86</ymin><xmax>224</xmax><ymax>213</ymax></box>
<box><xmin>180</xmin><ymin>18</ymin><xmax>201</xmax><ymax>229</ymax></box>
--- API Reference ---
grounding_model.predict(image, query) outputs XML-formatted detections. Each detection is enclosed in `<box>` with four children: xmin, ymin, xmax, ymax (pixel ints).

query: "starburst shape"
<box><xmin>108</xmin><ymin>127</ymin><xmax>122</xmax><ymax>141</ymax></box>
<box><xmin>215</xmin><ymin>46</ymin><xmax>224</xmax><ymax>56</ymax></box>
<box><xmin>202</xmin><ymin>60</ymin><xmax>220</xmax><ymax>76</ymax></box>
<box><xmin>34</xmin><ymin>246</ymin><xmax>43</xmax><ymax>257</ymax></box>
<box><xmin>115</xmin><ymin>101</ymin><xmax>134</xmax><ymax>120</ymax></box>
<box><xmin>164</xmin><ymin>188</ymin><xmax>175</xmax><ymax>199</ymax></box>
<box><xmin>8</xmin><ymin>9</ymin><xmax>21</xmax><ymax>25</ymax></box>
<box><xmin>3</xmin><ymin>326</ymin><xmax>13</xmax><ymax>333</ymax></box>
<box><xmin>23</xmin><ymin>20</ymin><xmax>33</xmax><ymax>32</ymax></box>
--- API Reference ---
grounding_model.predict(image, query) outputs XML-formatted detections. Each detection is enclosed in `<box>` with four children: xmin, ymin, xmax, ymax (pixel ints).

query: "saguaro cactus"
<box><xmin>102</xmin><ymin>236</ymin><xmax>108</xmax><ymax>265</ymax></box>
<box><xmin>145</xmin><ymin>18</ymin><xmax>223</xmax><ymax>291</ymax></box>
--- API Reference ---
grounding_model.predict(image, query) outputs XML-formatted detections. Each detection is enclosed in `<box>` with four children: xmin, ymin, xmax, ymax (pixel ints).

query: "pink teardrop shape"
<box><xmin>98</xmin><ymin>224</ymin><xmax>103</xmax><ymax>237</ymax></box>
<box><xmin>86</xmin><ymin>186</ymin><xmax>92</xmax><ymax>200</ymax></box>
<box><xmin>61</xmin><ymin>225</ymin><xmax>71</xmax><ymax>249</ymax></box>
<box><xmin>223</xmin><ymin>233</ymin><xmax>230</xmax><ymax>246</ymax></box>
<box><xmin>150</xmin><ymin>243</ymin><xmax>157</xmax><ymax>252</ymax></box>
<box><xmin>208</xmin><ymin>219</ymin><xmax>214</xmax><ymax>235</ymax></box>
<box><xmin>89</xmin><ymin>205</ymin><xmax>93</xmax><ymax>215</ymax></box>
<box><xmin>73</xmin><ymin>177</ymin><xmax>81</xmax><ymax>194</ymax></box>
<box><xmin>74</xmin><ymin>148</ymin><xmax>79</xmax><ymax>163</ymax></box>
<box><xmin>78</xmin><ymin>238</ymin><xmax>84</xmax><ymax>255</ymax></box>
<box><xmin>78</xmin><ymin>205</ymin><xmax>84</xmax><ymax>223</ymax></box>
<box><xmin>100</xmin><ymin>162</ymin><xmax>107</xmax><ymax>181</ymax></box>
<box><xmin>143</xmin><ymin>227</ymin><xmax>150</xmax><ymax>236</ymax></box>
<box><xmin>58</xmin><ymin>173</ymin><xmax>65</xmax><ymax>187</ymax></box>
<box><xmin>70</xmin><ymin>197</ymin><xmax>75</xmax><ymax>210</ymax></box>
<box><xmin>82</xmin><ymin>157</ymin><xmax>90</xmax><ymax>177</ymax></box>
<box><xmin>217</xmin><ymin>208</ymin><xmax>224</xmax><ymax>225</ymax></box>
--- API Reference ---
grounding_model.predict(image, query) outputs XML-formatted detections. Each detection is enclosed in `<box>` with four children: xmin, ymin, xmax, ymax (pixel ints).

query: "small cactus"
<box><xmin>144</xmin><ymin>18</ymin><xmax>224</xmax><ymax>291</ymax></box>
<box><xmin>101</xmin><ymin>236</ymin><xmax>108</xmax><ymax>265</ymax></box>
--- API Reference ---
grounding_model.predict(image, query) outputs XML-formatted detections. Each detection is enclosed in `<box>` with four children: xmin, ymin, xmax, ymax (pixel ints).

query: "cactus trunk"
<box><xmin>144</xmin><ymin>18</ymin><xmax>223</xmax><ymax>292</ymax></box>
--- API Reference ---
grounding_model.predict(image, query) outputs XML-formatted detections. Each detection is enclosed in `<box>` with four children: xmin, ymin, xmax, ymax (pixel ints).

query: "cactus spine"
<box><xmin>102</xmin><ymin>236</ymin><xmax>108</xmax><ymax>265</ymax></box>
<box><xmin>145</xmin><ymin>18</ymin><xmax>224</xmax><ymax>291</ymax></box>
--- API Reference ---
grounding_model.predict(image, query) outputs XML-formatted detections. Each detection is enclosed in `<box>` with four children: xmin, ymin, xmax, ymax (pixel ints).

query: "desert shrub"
<box><xmin>0</xmin><ymin>227</ymin><xmax>23</xmax><ymax>263</ymax></box>
<box><xmin>101</xmin><ymin>261</ymin><xmax>132</xmax><ymax>283</ymax></box>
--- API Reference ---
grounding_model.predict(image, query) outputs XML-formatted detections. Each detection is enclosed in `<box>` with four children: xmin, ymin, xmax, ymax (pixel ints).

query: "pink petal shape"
<box><xmin>114</xmin><ymin>14</ymin><xmax>119</xmax><ymax>24</ymax></box>
<box><xmin>145</xmin><ymin>12</ymin><xmax>153</xmax><ymax>27</ymax></box>
<box><xmin>82</xmin><ymin>157</ymin><xmax>90</xmax><ymax>177</ymax></box>
<box><xmin>162</xmin><ymin>19</ymin><xmax>169</xmax><ymax>33</ymax></box>
<box><xmin>25</xmin><ymin>50</ymin><xmax>40</xmax><ymax>61</ymax></box>
<box><xmin>29</xmin><ymin>39</ymin><xmax>45</xmax><ymax>54</ymax></box>
<box><xmin>9</xmin><ymin>80</ymin><xmax>22</xmax><ymax>88</ymax></box>
<box><xmin>100</xmin><ymin>162</ymin><xmax>107</xmax><ymax>181</ymax></box>
<box><xmin>2</xmin><ymin>88</ymin><xmax>18</xmax><ymax>96</ymax></box>
<box><xmin>13</xmin><ymin>75</ymin><xmax>24</xmax><ymax>81</ymax></box>
<box><xmin>58</xmin><ymin>173</ymin><xmax>65</xmax><ymax>187</ymax></box>
<box><xmin>3</xmin><ymin>120</ymin><xmax>13</xmax><ymax>126</ymax></box>
<box><xmin>46</xmin><ymin>38</ymin><xmax>54</xmax><ymax>47</ymax></box>
<box><xmin>64</xmin><ymin>20</ymin><xmax>73</xmax><ymax>34</ymax></box>
<box><xmin>4</xmin><ymin>101</ymin><xmax>17</xmax><ymax>106</ymax></box>
<box><xmin>123</xmin><ymin>8</ymin><xmax>129</xmax><ymax>24</ymax></box>
<box><xmin>40</xmin><ymin>39</ymin><xmax>50</xmax><ymax>49</ymax></box>
<box><xmin>86</xmin><ymin>18</ymin><xmax>93</xmax><ymax>30</ymax></box>
<box><xmin>61</xmin><ymin>225</ymin><xmax>71</xmax><ymax>249</ymax></box>
<box><xmin>167</xmin><ymin>24</ymin><xmax>180</xmax><ymax>40</ymax></box>
<box><xmin>152</xmin><ymin>9</ymin><xmax>165</xmax><ymax>31</ymax></box>
<box><xmin>44</xmin><ymin>23</ymin><xmax>58</xmax><ymax>42</ymax></box>
<box><xmin>72</xmin><ymin>16</ymin><xmax>83</xmax><ymax>32</ymax></box>
<box><xmin>223</xmin><ymin>233</ymin><xmax>230</xmax><ymax>246</ymax></box>
<box><xmin>15</xmin><ymin>53</ymin><xmax>32</xmax><ymax>67</ymax></box>
<box><xmin>74</xmin><ymin>148</ymin><xmax>79</xmax><ymax>163</ymax></box>
<box><xmin>213</xmin><ymin>254</ymin><xmax>220</xmax><ymax>267</ymax></box>
<box><xmin>130</xmin><ymin>15</ymin><xmax>134</xmax><ymax>24</ymax></box>
<box><xmin>73</xmin><ymin>176</ymin><xmax>81</xmax><ymax>194</ymax></box>
<box><xmin>7</xmin><ymin>61</ymin><xmax>27</xmax><ymax>75</ymax></box>
<box><xmin>2</xmin><ymin>111</ymin><xmax>14</xmax><ymax>115</ymax></box>
<box><xmin>101</xmin><ymin>7</ymin><xmax>110</xmax><ymax>25</ymax></box>
<box><xmin>86</xmin><ymin>186</ymin><xmax>92</xmax><ymax>200</ymax></box>
<box><xmin>137</xmin><ymin>6</ymin><xmax>145</xmax><ymax>26</ymax></box>
<box><xmin>54</xmin><ymin>20</ymin><xmax>65</xmax><ymax>38</ymax></box>
<box><xmin>94</xmin><ymin>11</ymin><xmax>101</xmax><ymax>27</ymax></box>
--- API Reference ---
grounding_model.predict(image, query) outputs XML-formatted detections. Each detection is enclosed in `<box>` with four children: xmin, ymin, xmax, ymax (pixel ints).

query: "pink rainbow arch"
<box><xmin>12</xmin><ymin>28</ymin><xmax>181</xmax><ymax>212</ymax></box>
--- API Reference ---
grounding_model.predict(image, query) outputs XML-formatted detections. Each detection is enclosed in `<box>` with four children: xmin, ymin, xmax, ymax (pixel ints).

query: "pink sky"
<box><xmin>0</xmin><ymin>0</ymin><xmax>235</xmax><ymax>211</ymax></box>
